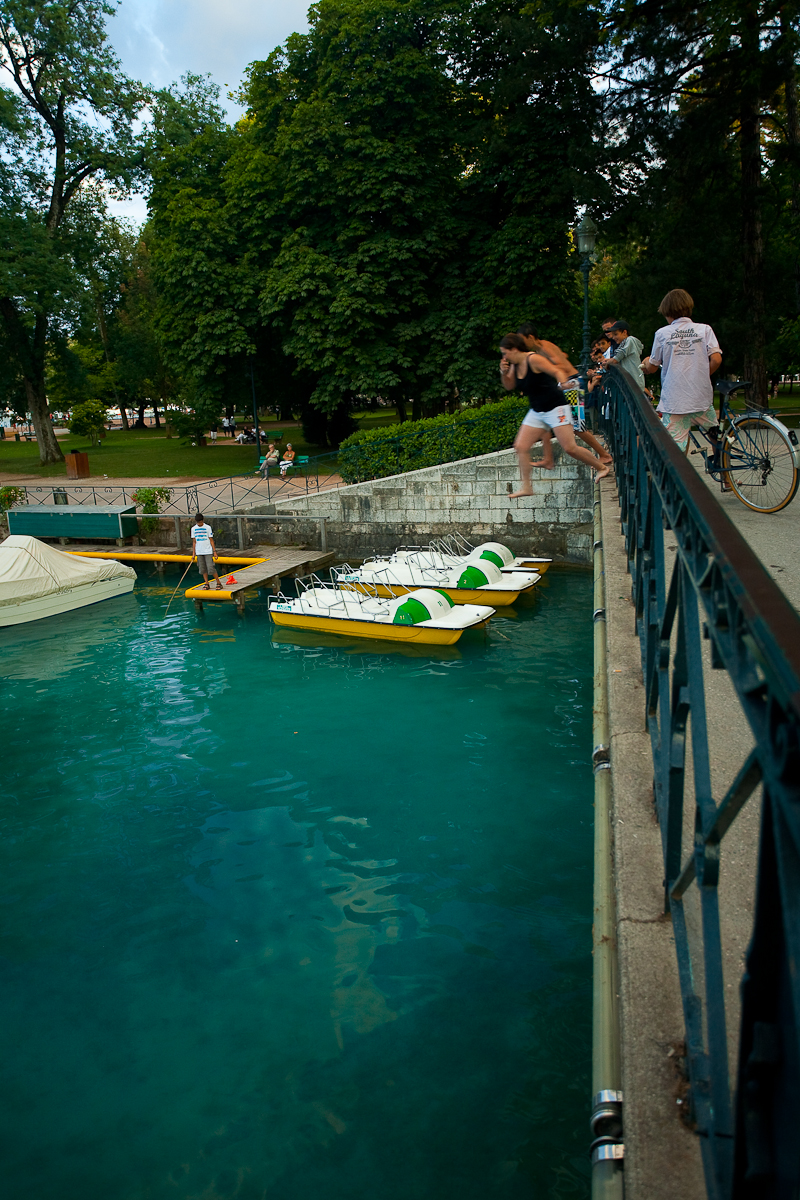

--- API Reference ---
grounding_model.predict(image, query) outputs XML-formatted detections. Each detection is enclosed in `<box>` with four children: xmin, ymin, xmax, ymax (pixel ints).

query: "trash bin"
<box><xmin>65</xmin><ymin>452</ymin><xmax>90</xmax><ymax>479</ymax></box>
<box><xmin>53</xmin><ymin>489</ymin><xmax>69</xmax><ymax>505</ymax></box>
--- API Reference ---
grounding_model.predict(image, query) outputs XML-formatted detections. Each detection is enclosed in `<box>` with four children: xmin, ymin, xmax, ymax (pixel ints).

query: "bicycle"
<box><xmin>687</xmin><ymin>380</ymin><xmax>800</xmax><ymax>513</ymax></box>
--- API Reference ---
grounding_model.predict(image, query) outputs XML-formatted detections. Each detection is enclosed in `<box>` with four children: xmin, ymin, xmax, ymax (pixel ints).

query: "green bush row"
<box><xmin>337</xmin><ymin>397</ymin><xmax>528</xmax><ymax>482</ymax></box>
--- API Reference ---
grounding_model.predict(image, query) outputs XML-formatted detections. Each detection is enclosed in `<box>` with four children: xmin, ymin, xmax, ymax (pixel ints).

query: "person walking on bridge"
<box><xmin>500</xmin><ymin>334</ymin><xmax>610</xmax><ymax>497</ymax></box>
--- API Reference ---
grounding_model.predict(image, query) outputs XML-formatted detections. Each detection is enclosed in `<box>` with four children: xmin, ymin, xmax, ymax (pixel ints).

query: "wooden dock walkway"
<box><xmin>184</xmin><ymin>547</ymin><xmax>336</xmax><ymax>612</ymax></box>
<box><xmin>63</xmin><ymin>543</ymin><xmax>336</xmax><ymax>613</ymax></box>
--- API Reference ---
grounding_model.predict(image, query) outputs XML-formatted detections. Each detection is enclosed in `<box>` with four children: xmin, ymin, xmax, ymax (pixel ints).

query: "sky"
<box><xmin>106</xmin><ymin>0</ymin><xmax>311</xmax><ymax>223</ymax></box>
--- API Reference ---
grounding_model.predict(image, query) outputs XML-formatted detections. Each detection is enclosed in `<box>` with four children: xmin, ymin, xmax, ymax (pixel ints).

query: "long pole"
<box><xmin>250</xmin><ymin>361</ymin><xmax>261</xmax><ymax>457</ymax></box>
<box><xmin>580</xmin><ymin>255</ymin><xmax>595</xmax><ymax>430</ymax></box>
<box><xmin>580</xmin><ymin>255</ymin><xmax>592</xmax><ymax>377</ymax></box>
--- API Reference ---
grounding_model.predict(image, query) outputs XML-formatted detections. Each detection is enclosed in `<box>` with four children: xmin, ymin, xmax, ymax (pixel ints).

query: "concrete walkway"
<box><xmin>599</xmin><ymin>456</ymin><xmax>797</xmax><ymax>1198</ymax></box>
<box><xmin>690</xmin><ymin>452</ymin><xmax>800</xmax><ymax>610</ymax></box>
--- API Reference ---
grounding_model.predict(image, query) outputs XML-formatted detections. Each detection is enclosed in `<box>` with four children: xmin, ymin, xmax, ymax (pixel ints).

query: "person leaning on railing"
<box><xmin>641</xmin><ymin>289</ymin><xmax>723</xmax><ymax>454</ymax></box>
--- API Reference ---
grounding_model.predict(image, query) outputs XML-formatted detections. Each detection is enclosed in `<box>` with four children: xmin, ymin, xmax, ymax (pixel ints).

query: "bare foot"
<box><xmin>599</xmin><ymin>452</ymin><xmax>613</xmax><ymax>464</ymax></box>
<box><xmin>595</xmin><ymin>463</ymin><xmax>612</xmax><ymax>480</ymax></box>
<box><xmin>509</xmin><ymin>487</ymin><xmax>534</xmax><ymax>499</ymax></box>
<box><xmin>531</xmin><ymin>459</ymin><xmax>555</xmax><ymax>470</ymax></box>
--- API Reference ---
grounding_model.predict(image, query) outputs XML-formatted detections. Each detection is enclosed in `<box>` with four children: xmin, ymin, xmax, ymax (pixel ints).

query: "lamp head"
<box><xmin>576</xmin><ymin>214</ymin><xmax>598</xmax><ymax>256</ymax></box>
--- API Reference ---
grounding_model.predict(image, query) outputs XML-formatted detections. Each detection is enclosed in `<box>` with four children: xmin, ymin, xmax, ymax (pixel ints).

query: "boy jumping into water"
<box><xmin>500</xmin><ymin>334</ymin><xmax>611</xmax><ymax>496</ymax></box>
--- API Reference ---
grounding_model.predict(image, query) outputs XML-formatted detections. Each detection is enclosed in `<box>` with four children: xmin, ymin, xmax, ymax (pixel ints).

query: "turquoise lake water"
<box><xmin>0</xmin><ymin>567</ymin><xmax>593</xmax><ymax>1200</ymax></box>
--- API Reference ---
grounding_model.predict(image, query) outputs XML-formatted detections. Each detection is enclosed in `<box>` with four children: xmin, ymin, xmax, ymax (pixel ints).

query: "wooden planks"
<box><xmin>185</xmin><ymin>549</ymin><xmax>337</xmax><ymax>610</ymax></box>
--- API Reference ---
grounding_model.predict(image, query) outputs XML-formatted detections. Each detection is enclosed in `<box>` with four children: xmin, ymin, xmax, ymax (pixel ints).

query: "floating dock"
<box><xmin>64</xmin><ymin>545</ymin><xmax>336</xmax><ymax>613</ymax></box>
<box><xmin>185</xmin><ymin>549</ymin><xmax>336</xmax><ymax>612</ymax></box>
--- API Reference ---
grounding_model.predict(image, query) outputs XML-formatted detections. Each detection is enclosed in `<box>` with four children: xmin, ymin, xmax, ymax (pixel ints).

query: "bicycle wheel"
<box><xmin>721</xmin><ymin>417</ymin><xmax>799</xmax><ymax>513</ymax></box>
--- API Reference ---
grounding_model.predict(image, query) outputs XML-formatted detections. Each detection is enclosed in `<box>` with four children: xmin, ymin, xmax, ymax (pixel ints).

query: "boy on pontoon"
<box><xmin>191</xmin><ymin>513</ymin><xmax>223</xmax><ymax>590</ymax></box>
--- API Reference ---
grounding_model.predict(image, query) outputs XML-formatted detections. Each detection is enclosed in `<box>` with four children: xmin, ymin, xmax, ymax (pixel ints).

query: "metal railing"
<box><xmin>7</xmin><ymin>453</ymin><xmax>343</xmax><ymax>515</ymax></box>
<box><xmin>599</xmin><ymin>370</ymin><xmax>800</xmax><ymax>1197</ymax></box>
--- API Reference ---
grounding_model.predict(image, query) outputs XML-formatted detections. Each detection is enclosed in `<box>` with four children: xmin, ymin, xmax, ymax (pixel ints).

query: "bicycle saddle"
<box><xmin>715</xmin><ymin>379</ymin><xmax>752</xmax><ymax>396</ymax></box>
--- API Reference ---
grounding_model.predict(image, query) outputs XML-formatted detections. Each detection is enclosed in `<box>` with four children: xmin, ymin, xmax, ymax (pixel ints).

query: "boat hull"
<box><xmin>346</xmin><ymin>581</ymin><xmax>529</xmax><ymax>606</ymax></box>
<box><xmin>0</xmin><ymin>576</ymin><xmax>135</xmax><ymax>627</ymax></box>
<box><xmin>269</xmin><ymin>610</ymin><xmax>467</xmax><ymax>644</ymax></box>
<box><xmin>513</xmin><ymin>558</ymin><xmax>551</xmax><ymax>574</ymax></box>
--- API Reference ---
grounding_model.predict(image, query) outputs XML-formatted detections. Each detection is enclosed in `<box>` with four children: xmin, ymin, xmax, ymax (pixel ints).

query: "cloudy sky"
<box><xmin>107</xmin><ymin>0</ymin><xmax>311</xmax><ymax>221</ymax></box>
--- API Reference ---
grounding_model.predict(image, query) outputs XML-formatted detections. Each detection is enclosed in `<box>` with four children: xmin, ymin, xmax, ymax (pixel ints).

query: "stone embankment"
<box><xmin>243</xmin><ymin>447</ymin><xmax>594</xmax><ymax>563</ymax></box>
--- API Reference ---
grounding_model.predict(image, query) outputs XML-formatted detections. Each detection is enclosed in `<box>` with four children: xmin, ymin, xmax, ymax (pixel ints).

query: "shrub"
<box><xmin>131</xmin><ymin>486</ymin><xmax>172</xmax><ymax>535</ymax></box>
<box><xmin>68</xmin><ymin>398</ymin><xmax>107</xmax><ymax>446</ymax></box>
<box><xmin>0</xmin><ymin>485</ymin><xmax>25</xmax><ymax>527</ymax></box>
<box><xmin>337</xmin><ymin>396</ymin><xmax>528</xmax><ymax>482</ymax></box>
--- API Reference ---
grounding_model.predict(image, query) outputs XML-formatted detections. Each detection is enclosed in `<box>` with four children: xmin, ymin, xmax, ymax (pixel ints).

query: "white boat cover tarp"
<box><xmin>0</xmin><ymin>536</ymin><xmax>136</xmax><ymax>608</ymax></box>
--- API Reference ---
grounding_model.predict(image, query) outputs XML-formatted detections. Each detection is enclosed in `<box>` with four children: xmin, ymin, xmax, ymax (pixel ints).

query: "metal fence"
<box><xmin>7</xmin><ymin>453</ymin><xmax>342</xmax><ymax>515</ymax></box>
<box><xmin>599</xmin><ymin>369</ymin><xmax>800</xmax><ymax>1198</ymax></box>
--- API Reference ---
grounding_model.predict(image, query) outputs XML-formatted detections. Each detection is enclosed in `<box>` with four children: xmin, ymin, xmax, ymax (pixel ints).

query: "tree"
<box><xmin>147</xmin><ymin>0</ymin><xmax>601</xmax><ymax>426</ymax></box>
<box><xmin>68</xmin><ymin>396</ymin><xmax>107</xmax><ymax>445</ymax></box>
<box><xmin>596</xmin><ymin>0</ymin><xmax>800</xmax><ymax>402</ymax></box>
<box><xmin>0</xmin><ymin>0</ymin><xmax>148</xmax><ymax>462</ymax></box>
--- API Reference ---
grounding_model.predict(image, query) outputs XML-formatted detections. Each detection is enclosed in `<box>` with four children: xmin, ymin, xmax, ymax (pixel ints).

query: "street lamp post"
<box><xmin>250</xmin><ymin>361</ymin><xmax>261</xmax><ymax>457</ymax></box>
<box><xmin>575</xmin><ymin>214</ymin><xmax>598</xmax><ymax>384</ymax></box>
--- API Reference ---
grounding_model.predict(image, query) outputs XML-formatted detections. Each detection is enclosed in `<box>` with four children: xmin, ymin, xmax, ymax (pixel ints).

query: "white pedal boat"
<box><xmin>0</xmin><ymin>535</ymin><xmax>136</xmax><ymax>627</ymax></box>
<box><xmin>333</xmin><ymin>552</ymin><xmax>539</xmax><ymax>607</ymax></box>
<box><xmin>268</xmin><ymin>582</ymin><xmax>494</xmax><ymax>644</ymax></box>
<box><xmin>406</xmin><ymin>535</ymin><xmax>552</xmax><ymax>576</ymax></box>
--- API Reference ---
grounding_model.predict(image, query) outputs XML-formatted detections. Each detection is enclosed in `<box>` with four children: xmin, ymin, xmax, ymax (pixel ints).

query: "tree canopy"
<box><xmin>2</xmin><ymin>0</ymin><xmax>799</xmax><ymax>447</ymax></box>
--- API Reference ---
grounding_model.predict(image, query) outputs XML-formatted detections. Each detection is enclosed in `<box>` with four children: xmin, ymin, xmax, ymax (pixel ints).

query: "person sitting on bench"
<box><xmin>279</xmin><ymin>443</ymin><xmax>296</xmax><ymax>477</ymax></box>
<box><xmin>260</xmin><ymin>443</ymin><xmax>280</xmax><ymax>475</ymax></box>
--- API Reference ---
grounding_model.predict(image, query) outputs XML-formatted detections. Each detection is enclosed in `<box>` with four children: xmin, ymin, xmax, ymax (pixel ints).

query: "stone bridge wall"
<box><xmin>244</xmin><ymin>448</ymin><xmax>594</xmax><ymax>563</ymax></box>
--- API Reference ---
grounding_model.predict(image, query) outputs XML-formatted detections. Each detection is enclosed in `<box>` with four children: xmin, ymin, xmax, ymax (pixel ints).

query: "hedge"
<box><xmin>338</xmin><ymin>397</ymin><xmax>528</xmax><ymax>483</ymax></box>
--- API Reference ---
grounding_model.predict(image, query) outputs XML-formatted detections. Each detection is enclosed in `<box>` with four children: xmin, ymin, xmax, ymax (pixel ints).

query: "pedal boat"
<box><xmin>333</xmin><ymin>553</ymin><xmax>539</xmax><ymax>606</ymax></box>
<box><xmin>268</xmin><ymin>583</ymin><xmax>494</xmax><ymax>645</ymax></box>
<box><xmin>397</xmin><ymin>536</ymin><xmax>552</xmax><ymax>576</ymax></box>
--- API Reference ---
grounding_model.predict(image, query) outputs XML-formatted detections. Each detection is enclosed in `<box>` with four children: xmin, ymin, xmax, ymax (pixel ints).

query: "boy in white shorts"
<box><xmin>191</xmin><ymin>513</ymin><xmax>223</xmax><ymax>590</ymax></box>
<box><xmin>499</xmin><ymin>334</ymin><xmax>610</xmax><ymax>495</ymax></box>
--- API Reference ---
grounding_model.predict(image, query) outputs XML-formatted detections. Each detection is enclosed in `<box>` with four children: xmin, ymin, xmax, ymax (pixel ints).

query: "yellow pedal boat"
<box><xmin>333</xmin><ymin>554</ymin><xmax>540</xmax><ymax>607</ymax></box>
<box><xmin>268</xmin><ymin>584</ymin><xmax>494</xmax><ymax>645</ymax></box>
<box><xmin>401</xmin><ymin>536</ymin><xmax>553</xmax><ymax>576</ymax></box>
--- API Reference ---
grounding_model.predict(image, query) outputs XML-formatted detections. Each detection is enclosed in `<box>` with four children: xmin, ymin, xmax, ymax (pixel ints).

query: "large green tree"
<box><xmin>0</xmin><ymin>0</ymin><xmax>148</xmax><ymax>462</ymax></box>
<box><xmin>148</xmin><ymin>0</ymin><xmax>601</xmax><ymax>427</ymax></box>
<box><xmin>594</xmin><ymin>0</ymin><xmax>800</xmax><ymax>401</ymax></box>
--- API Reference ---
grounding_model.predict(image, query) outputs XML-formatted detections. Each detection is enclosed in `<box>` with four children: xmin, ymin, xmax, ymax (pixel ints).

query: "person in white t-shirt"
<box><xmin>643</xmin><ymin>289</ymin><xmax>723</xmax><ymax>452</ymax></box>
<box><xmin>190</xmin><ymin>513</ymin><xmax>222</xmax><ymax>589</ymax></box>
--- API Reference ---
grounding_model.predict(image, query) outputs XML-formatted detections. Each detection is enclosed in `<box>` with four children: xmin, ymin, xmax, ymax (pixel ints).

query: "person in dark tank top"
<box><xmin>499</xmin><ymin>333</ymin><xmax>611</xmax><ymax>497</ymax></box>
<box><xmin>516</xmin><ymin>323</ymin><xmax>612</xmax><ymax>468</ymax></box>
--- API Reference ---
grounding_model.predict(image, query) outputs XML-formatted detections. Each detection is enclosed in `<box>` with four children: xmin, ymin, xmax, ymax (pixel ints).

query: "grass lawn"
<box><xmin>1</xmin><ymin>409</ymin><xmax>403</xmax><ymax>480</ymax></box>
<box><xmin>0</xmin><ymin>427</ymin><xmax>333</xmax><ymax>480</ymax></box>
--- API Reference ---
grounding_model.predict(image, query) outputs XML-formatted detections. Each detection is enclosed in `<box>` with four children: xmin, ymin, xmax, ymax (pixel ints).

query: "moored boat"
<box><xmin>419</xmin><ymin>534</ymin><xmax>553</xmax><ymax>575</ymax></box>
<box><xmin>268</xmin><ymin>581</ymin><xmax>494</xmax><ymax>644</ymax></box>
<box><xmin>333</xmin><ymin>553</ymin><xmax>539</xmax><ymax>606</ymax></box>
<box><xmin>0</xmin><ymin>535</ymin><xmax>136</xmax><ymax>627</ymax></box>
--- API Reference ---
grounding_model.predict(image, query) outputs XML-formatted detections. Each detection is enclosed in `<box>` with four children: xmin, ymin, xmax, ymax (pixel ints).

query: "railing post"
<box><xmin>591</xmin><ymin>485</ymin><xmax>624</xmax><ymax>1196</ymax></box>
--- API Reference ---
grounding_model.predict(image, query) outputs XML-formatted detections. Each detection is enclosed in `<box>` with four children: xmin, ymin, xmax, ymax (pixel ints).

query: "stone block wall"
<box><xmin>244</xmin><ymin>447</ymin><xmax>594</xmax><ymax>563</ymax></box>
